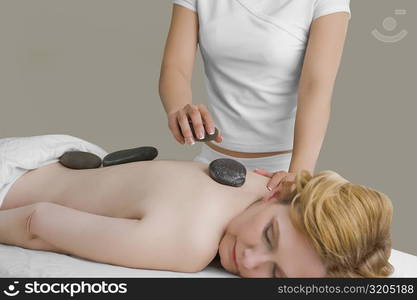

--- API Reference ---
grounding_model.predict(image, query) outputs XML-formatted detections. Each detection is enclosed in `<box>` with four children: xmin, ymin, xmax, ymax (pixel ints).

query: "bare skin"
<box><xmin>0</xmin><ymin>159</ymin><xmax>326</xmax><ymax>276</ymax></box>
<box><xmin>0</xmin><ymin>160</ymin><xmax>269</xmax><ymax>270</ymax></box>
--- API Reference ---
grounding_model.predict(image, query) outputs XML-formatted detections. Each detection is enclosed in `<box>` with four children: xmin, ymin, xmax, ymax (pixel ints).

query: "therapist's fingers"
<box><xmin>253</xmin><ymin>169</ymin><xmax>274</xmax><ymax>178</ymax></box>
<box><xmin>214</xmin><ymin>128</ymin><xmax>223</xmax><ymax>143</ymax></box>
<box><xmin>197</xmin><ymin>104</ymin><xmax>215</xmax><ymax>135</ymax></box>
<box><xmin>167</xmin><ymin>111</ymin><xmax>185</xmax><ymax>144</ymax></box>
<box><xmin>195</xmin><ymin>104</ymin><xmax>222</xmax><ymax>142</ymax></box>
<box><xmin>265</xmin><ymin>171</ymin><xmax>288</xmax><ymax>191</ymax></box>
<box><xmin>177</xmin><ymin>110</ymin><xmax>195</xmax><ymax>145</ymax></box>
<box><xmin>187</xmin><ymin>105</ymin><xmax>206</xmax><ymax>141</ymax></box>
<box><xmin>270</xmin><ymin>176</ymin><xmax>297</xmax><ymax>202</ymax></box>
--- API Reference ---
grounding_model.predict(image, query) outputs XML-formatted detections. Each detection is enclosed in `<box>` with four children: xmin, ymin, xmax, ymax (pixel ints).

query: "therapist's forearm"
<box><xmin>159</xmin><ymin>67</ymin><xmax>193</xmax><ymax>115</ymax></box>
<box><xmin>288</xmin><ymin>87</ymin><xmax>332</xmax><ymax>175</ymax></box>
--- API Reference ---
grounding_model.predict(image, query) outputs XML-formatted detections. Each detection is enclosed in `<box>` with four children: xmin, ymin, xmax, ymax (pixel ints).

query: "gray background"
<box><xmin>0</xmin><ymin>0</ymin><xmax>416</xmax><ymax>255</ymax></box>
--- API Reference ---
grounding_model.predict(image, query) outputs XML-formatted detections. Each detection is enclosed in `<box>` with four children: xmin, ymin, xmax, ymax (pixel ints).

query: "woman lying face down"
<box><xmin>0</xmin><ymin>160</ymin><xmax>394</xmax><ymax>277</ymax></box>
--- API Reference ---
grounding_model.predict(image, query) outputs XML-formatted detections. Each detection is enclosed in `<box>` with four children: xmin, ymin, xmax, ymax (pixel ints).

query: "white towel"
<box><xmin>0</xmin><ymin>134</ymin><xmax>108</xmax><ymax>208</ymax></box>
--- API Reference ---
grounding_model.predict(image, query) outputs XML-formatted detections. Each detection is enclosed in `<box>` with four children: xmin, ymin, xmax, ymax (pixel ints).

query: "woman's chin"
<box><xmin>218</xmin><ymin>239</ymin><xmax>227</xmax><ymax>268</ymax></box>
<box><xmin>219</xmin><ymin>255</ymin><xmax>234</xmax><ymax>274</ymax></box>
<box><xmin>218</xmin><ymin>236</ymin><xmax>236</xmax><ymax>274</ymax></box>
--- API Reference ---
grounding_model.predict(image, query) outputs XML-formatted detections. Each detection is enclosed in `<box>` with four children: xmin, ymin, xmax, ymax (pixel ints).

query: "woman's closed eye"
<box><xmin>263</xmin><ymin>220</ymin><xmax>278</xmax><ymax>277</ymax></box>
<box><xmin>264</xmin><ymin>222</ymin><xmax>273</xmax><ymax>249</ymax></box>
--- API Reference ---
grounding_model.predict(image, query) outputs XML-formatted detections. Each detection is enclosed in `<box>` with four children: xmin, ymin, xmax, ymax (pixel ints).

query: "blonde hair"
<box><xmin>278</xmin><ymin>170</ymin><xmax>394</xmax><ymax>278</ymax></box>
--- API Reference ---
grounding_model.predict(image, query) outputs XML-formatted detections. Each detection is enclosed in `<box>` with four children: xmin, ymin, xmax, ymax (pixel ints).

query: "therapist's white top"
<box><xmin>172</xmin><ymin>0</ymin><xmax>351</xmax><ymax>152</ymax></box>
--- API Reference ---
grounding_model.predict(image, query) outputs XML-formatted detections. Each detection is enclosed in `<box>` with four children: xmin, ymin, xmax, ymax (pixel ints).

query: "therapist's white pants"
<box><xmin>193</xmin><ymin>143</ymin><xmax>292</xmax><ymax>173</ymax></box>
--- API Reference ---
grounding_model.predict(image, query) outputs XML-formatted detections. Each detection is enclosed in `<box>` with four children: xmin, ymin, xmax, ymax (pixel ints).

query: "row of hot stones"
<box><xmin>59</xmin><ymin>127</ymin><xmax>246</xmax><ymax>187</ymax></box>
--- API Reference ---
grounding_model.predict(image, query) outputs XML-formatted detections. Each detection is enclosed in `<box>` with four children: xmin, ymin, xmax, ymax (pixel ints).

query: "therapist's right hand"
<box><xmin>167</xmin><ymin>104</ymin><xmax>222</xmax><ymax>145</ymax></box>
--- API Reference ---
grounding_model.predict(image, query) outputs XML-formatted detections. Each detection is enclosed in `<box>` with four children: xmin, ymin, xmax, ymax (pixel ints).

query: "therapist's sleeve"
<box><xmin>313</xmin><ymin>0</ymin><xmax>351</xmax><ymax>20</ymax></box>
<box><xmin>172</xmin><ymin>0</ymin><xmax>197</xmax><ymax>12</ymax></box>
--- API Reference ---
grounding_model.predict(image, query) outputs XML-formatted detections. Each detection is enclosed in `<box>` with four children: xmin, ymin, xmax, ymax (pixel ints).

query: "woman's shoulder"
<box><xmin>142</xmin><ymin>207</ymin><xmax>221</xmax><ymax>272</ymax></box>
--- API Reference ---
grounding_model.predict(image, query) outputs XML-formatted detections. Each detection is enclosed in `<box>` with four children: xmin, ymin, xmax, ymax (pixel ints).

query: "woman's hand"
<box><xmin>167</xmin><ymin>104</ymin><xmax>223</xmax><ymax>145</ymax></box>
<box><xmin>253</xmin><ymin>169</ymin><xmax>297</xmax><ymax>201</ymax></box>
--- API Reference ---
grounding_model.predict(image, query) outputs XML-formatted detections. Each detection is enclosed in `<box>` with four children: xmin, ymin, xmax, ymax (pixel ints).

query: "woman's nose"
<box><xmin>241</xmin><ymin>248</ymin><xmax>270</xmax><ymax>270</ymax></box>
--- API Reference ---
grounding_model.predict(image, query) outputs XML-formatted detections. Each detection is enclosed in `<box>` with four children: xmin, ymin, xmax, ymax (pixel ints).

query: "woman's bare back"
<box><xmin>2</xmin><ymin>159</ymin><xmax>268</xmax><ymax>218</ymax></box>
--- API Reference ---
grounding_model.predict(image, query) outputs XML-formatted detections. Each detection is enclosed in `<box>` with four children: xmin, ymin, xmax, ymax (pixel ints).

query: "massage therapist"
<box><xmin>159</xmin><ymin>0</ymin><xmax>351</xmax><ymax>194</ymax></box>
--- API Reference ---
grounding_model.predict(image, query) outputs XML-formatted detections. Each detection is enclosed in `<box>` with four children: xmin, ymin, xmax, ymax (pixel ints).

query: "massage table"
<box><xmin>1</xmin><ymin>244</ymin><xmax>416</xmax><ymax>277</ymax></box>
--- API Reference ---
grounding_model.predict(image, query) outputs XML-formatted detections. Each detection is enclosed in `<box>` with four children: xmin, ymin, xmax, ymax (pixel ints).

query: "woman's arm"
<box><xmin>1</xmin><ymin>202</ymin><xmax>202</xmax><ymax>272</ymax></box>
<box><xmin>289</xmin><ymin>12</ymin><xmax>350</xmax><ymax>174</ymax></box>
<box><xmin>159</xmin><ymin>4</ymin><xmax>199</xmax><ymax>115</ymax></box>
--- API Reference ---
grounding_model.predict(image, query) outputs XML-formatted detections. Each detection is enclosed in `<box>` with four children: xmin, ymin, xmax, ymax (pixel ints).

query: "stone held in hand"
<box><xmin>188</xmin><ymin>120</ymin><xmax>219</xmax><ymax>142</ymax></box>
<box><xmin>59</xmin><ymin>151</ymin><xmax>102</xmax><ymax>169</ymax></box>
<box><xmin>209</xmin><ymin>158</ymin><xmax>246</xmax><ymax>187</ymax></box>
<box><xmin>102</xmin><ymin>146</ymin><xmax>158</xmax><ymax>167</ymax></box>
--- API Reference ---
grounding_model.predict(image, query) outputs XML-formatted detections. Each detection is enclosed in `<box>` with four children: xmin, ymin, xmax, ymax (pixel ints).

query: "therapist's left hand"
<box><xmin>253</xmin><ymin>169</ymin><xmax>297</xmax><ymax>201</ymax></box>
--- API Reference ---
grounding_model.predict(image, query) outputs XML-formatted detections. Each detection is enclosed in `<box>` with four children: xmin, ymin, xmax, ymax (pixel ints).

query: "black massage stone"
<box><xmin>188</xmin><ymin>120</ymin><xmax>219</xmax><ymax>142</ymax></box>
<box><xmin>59</xmin><ymin>151</ymin><xmax>102</xmax><ymax>169</ymax></box>
<box><xmin>209</xmin><ymin>158</ymin><xmax>246</xmax><ymax>187</ymax></box>
<box><xmin>102</xmin><ymin>146</ymin><xmax>158</xmax><ymax>167</ymax></box>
